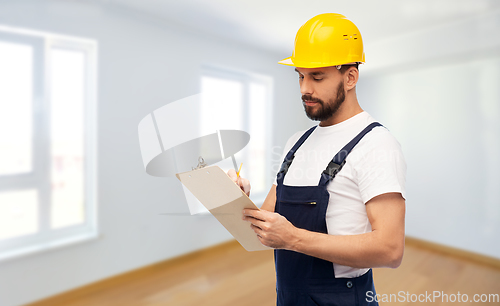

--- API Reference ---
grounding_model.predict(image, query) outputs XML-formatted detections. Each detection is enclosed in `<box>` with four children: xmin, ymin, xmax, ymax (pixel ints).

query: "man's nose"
<box><xmin>300</xmin><ymin>78</ymin><xmax>313</xmax><ymax>96</ymax></box>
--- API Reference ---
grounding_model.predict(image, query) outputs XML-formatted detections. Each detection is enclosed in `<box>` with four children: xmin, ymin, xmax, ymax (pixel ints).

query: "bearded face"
<box><xmin>302</xmin><ymin>81</ymin><xmax>346</xmax><ymax>122</ymax></box>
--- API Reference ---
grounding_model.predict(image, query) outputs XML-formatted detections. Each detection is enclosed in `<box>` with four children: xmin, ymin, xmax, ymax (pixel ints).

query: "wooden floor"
<box><xmin>27</xmin><ymin>239</ymin><xmax>500</xmax><ymax>306</ymax></box>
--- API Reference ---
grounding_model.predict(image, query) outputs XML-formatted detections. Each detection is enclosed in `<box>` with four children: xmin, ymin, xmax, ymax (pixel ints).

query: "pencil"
<box><xmin>236</xmin><ymin>163</ymin><xmax>243</xmax><ymax>178</ymax></box>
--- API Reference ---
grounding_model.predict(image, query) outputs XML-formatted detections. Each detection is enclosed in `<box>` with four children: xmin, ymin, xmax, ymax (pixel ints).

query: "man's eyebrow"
<box><xmin>294</xmin><ymin>68</ymin><xmax>325</xmax><ymax>76</ymax></box>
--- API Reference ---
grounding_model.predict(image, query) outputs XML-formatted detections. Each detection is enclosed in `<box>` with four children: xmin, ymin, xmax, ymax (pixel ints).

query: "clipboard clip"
<box><xmin>192</xmin><ymin>156</ymin><xmax>208</xmax><ymax>170</ymax></box>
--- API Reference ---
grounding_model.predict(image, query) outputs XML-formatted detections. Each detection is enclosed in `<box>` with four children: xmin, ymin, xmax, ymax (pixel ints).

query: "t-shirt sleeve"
<box><xmin>352</xmin><ymin>128</ymin><xmax>407</xmax><ymax>204</ymax></box>
<box><xmin>273</xmin><ymin>131</ymin><xmax>303</xmax><ymax>186</ymax></box>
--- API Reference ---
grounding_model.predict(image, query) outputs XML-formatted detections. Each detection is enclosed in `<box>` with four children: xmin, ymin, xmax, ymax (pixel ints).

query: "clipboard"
<box><xmin>176</xmin><ymin>165</ymin><xmax>271</xmax><ymax>251</ymax></box>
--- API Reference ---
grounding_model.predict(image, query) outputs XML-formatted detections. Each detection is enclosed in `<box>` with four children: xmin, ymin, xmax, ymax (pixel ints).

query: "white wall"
<box><xmin>358</xmin><ymin>10</ymin><xmax>500</xmax><ymax>259</ymax></box>
<box><xmin>0</xmin><ymin>1</ymin><xmax>309</xmax><ymax>306</ymax></box>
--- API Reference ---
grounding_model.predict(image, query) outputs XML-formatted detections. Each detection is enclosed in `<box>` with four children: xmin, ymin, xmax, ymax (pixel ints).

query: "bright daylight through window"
<box><xmin>201</xmin><ymin>67</ymin><xmax>273</xmax><ymax>204</ymax></box>
<box><xmin>0</xmin><ymin>26</ymin><xmax>97</xmax><ymax>260</ymax></box>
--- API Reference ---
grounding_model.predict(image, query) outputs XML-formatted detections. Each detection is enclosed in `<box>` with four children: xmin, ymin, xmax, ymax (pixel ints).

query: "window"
<box><xmin>200</xmin><ymin>65</ymin><xmax>273</xmax><ymax>205</ymax></box>
<box><xmin>0</xmin><ymin>25</ymin><xmax>97</xmax><ymax>260</ymax></box>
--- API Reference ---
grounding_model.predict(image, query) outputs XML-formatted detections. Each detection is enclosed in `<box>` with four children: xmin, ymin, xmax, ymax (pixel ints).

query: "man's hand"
<box><xmin>227</xmin><ymin>169</ymin><xmax>251</xmax><ymax>197</ymax></box>
<box><xmin>242</xmin><ymin>209</ymin><xmax>299</xmax><ymax>249</ymax></box>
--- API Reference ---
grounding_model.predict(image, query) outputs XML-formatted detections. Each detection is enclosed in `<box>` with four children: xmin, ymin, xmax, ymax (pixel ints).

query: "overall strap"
<box><xmin>318</xmin><ymin>122</ymin><xmax>383</xmax><ymax>187</ymax></box>
<box><xmin>276</xmin><ymin>125</ymin><xmax>317</xmax><ymax>184</ymax></box>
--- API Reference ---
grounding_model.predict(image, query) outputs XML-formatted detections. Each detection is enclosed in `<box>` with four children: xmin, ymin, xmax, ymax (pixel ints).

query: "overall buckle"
<box><xmin>277</xmin><ymin>155</ymin><xmax>295</xmax><ymax>179</ymax></box>
<box><xmin>322</xmin><ymin>159</ymin><xmax>346</xmax><ymax>178</ymax></box>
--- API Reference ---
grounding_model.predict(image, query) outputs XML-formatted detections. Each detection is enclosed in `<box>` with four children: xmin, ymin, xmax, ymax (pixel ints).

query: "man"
<box><xmin>229</xmin><ymin>13</ymin><xmax>406</xmax><ymax>306</ymax></box>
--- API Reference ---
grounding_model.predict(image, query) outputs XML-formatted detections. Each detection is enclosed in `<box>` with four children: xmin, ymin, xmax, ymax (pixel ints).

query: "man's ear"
<box><xmin>345</xmin><ymin>67</ymin><xmax>359</xmax><ymax>90</ymax></box>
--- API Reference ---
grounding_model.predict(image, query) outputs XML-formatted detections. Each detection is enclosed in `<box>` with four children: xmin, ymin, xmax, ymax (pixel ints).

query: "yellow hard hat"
<box><xmin>279</xmin><ymin>13</ymin><xmax>365</xmax><ymax>68</ymax></box>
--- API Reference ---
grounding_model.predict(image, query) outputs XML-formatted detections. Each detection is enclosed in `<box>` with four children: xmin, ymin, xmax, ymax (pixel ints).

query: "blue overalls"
<box><xmin>274</xmin><ymin>122</ymin><xmax>382</xmax><ymax>306</ymax></box>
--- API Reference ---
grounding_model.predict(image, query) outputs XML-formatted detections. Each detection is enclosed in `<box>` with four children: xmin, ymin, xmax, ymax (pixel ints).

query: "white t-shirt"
<box><xmin>273</xmin><ymin>111</ymin><xmax>407</xmax><ymax>278</ymax></box>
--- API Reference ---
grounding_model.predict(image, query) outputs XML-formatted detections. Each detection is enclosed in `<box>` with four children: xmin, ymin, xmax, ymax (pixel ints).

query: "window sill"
<box><xmin>0</xmin><ymin>231</ymin><xmax>101</xmax><ymax>263</ymax></box>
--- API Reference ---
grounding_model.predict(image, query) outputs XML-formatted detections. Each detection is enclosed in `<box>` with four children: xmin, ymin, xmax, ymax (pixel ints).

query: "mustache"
<box><xmin>302</xmin><ymin>95</ymin><xmax>324</xmax><ymax>104</ymax></box>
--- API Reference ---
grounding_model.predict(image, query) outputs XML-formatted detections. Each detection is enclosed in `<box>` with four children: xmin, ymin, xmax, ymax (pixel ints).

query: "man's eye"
<box><xmin>297</xmin><ymin>75</ymin><xmax>322</xmax><ymax>81</ymax></box>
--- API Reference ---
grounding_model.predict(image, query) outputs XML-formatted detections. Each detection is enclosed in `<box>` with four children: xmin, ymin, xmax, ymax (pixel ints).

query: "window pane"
<box><xmin>0</xmin><ymin>41</ymin><xmax>33</xmax><ymax>175</ymax></box>
<box><xmin>0</xmin><ymin>189</ymin><xmax>38</xmax><ymax>240</ymax></box>
<box><xmin>248</xmin><ymin>83</ymin><xmax>267</xmax><ymax>194</ymax></box>
<box><xmin>50</xmin><ymin>48</ymin><xmax>85</xmax><ymax>228</ymax></box>
<box><xmin>201</xmin><ymin>76</ymin><xmax>243</xmax><ymax>134</ymax></box>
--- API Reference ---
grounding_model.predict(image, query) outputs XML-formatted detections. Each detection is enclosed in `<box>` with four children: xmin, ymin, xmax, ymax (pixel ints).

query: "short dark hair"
<box><xmin>339</xmin><ymin>63</ymin><xmax>359</xmax><ymax>74</ymax></box>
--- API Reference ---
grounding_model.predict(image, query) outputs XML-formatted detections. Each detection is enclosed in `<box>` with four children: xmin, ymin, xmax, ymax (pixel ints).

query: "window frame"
<box><xmin>0</xmin><ymin>25</ymin><xmax>98</xmax><ymax>261</ymax></box>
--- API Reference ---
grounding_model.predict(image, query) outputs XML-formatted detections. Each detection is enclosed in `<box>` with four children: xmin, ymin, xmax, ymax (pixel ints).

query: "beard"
<box><xmin>302</xmin><ymin>82</ymin><xmax>345</xmax><ymax>121</ymax></box>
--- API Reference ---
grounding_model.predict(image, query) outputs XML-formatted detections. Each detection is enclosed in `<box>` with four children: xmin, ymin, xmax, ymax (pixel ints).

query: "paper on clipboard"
<box><xmin>176</xmin><ymin>165</ymin><xmax>271</xmax><ymax>251</ymax></box>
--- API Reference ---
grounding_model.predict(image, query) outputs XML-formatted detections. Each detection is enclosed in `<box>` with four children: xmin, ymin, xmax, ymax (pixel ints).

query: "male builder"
<box><xmin>229</xmin><ymin>13</ymin><xmax>406</xmax><ymax>305</ymax></box>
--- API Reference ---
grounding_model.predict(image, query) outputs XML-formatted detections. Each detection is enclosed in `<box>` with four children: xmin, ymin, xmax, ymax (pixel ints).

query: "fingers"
<box><xmin>242</xmin><ymin>209</ymin><xmax>267</xmax><ymax>221</ymax></box>
<box><xmin>243</xmin><ymin>211</ymin><xmax>267</xmax><ymax>235</ymax></box>
<box><xmin>227</xmin><ymin>169</ymin><xmax>251</xmax><ymax>197</ymax></box>
<box><xmin>250</xmin><ymin>223</ymin><xmax>264</xmax><ymax>237</ymax></box>
<box><xmin>247</xmin><ymin>218</ymin><xmax>265</xmax><ymax>230</ymax></box>
<box><xmin>240</xmin><ymin>177</ymin><xmax>251</xmax><ymax>196</ymax></box>
<box><xmin>227</xmin><ymin>169</ymin><xmax>237</xmax><ymax>181</ymax></box>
